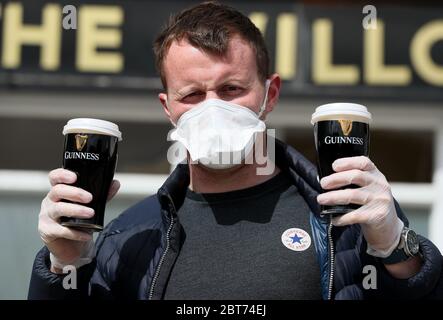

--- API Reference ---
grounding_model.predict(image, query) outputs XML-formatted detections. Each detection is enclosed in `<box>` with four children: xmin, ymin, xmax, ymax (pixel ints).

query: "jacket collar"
<box><xmin>157</xmin><ymin>138</ymin><xmax>322</xmax><ymax>217</ymax></box>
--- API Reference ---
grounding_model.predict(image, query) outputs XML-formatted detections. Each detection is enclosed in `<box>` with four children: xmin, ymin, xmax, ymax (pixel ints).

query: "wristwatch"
<box><xmin>381</xmin><ymin>227</ymin><xmax>420</xmax><ymax>265</ymax></box>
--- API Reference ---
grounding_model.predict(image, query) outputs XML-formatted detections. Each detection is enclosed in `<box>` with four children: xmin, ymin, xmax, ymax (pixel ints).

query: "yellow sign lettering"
<box><xmin>276</xmin><ymin>13</ymin><xmax>297</xmax><ymax>80</ymax></box>
<box><xmin>411</xmin><ymin>20</ymin><xmax>443</xmax><ymax>86</ymax></box>
<box><xmin>249</xmin><ymin>12</ymin><xmax>268</xmax><ymax>35</ymax></box>
<box><xmin>364</xmin><ymin>20</ymin><xmax>411</xmax><ymax>85</ymax></box>
<box><xmin>2</xmin><ymin>3</ymin><xmax>61</xmax><ymax>70</ymax></box>
<box><xmin>312</xmin><ymin>19</ymin><xmax>359</xmax><ymax>85</ymax></box>
<box><xmin>76</xmin><ymin>5</ymin><xmax>123</xmax><ymax>73</ymax></box>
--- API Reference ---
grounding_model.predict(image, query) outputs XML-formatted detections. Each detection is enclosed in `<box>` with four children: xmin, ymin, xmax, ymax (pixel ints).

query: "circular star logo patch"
<box><xmin>281</xmin><ymin>228</ymin><xmax>311</xmax><ymax>252</ymax></box>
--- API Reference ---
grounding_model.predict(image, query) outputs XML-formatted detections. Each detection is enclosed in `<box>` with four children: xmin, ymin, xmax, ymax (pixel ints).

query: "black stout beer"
<box><xmin>60</xmin><ymin>118</ymin><xmax>122</xmax><ymax>231</ymax></box>
<box><xmin>311</xmin><ymin>103</ymin><xmax>371</xmax><ymax>216</ymax></box>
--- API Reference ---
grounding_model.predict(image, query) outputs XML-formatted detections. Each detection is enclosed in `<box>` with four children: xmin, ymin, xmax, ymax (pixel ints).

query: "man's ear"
<box><xmin>159</xmin><ymin>92</ymin><xmax>174</xmax><ymax>125</ymax></box>
<box><xmin>262</xmin><ymin>73</ymin><xmax>281</xmax><ymax>120</ymax></box>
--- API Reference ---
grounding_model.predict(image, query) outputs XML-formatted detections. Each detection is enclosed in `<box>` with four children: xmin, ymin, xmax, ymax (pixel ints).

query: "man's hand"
<box><xmin>317</xmin><ymin>156</ymin><xmax>403</xmax><ymax>254</ymax></box>
<box><xmin>38</xmin><ymin>168</ymin><xmax>120</xmax><ymax>273</ymax></box>
<box><xmin>316</xmin><ymin>156</ymin><xmax>422</xmax><ymax>278</ymax></box>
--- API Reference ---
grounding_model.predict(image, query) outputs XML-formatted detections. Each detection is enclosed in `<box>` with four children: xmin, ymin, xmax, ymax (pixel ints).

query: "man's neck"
<box><xmin>189</xmin><ymin>159</ymin><xmax>280</xmax><ymax>194</ymax></box>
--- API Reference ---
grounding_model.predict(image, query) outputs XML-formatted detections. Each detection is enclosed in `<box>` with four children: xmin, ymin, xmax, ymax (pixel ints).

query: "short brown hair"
<box><xmin>153</xmin><ymin>1</ymin><xmax>270</xmax><ymax>89</ymax></box>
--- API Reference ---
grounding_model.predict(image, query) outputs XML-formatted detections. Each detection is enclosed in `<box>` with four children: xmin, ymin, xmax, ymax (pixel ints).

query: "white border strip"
<box><xmin>389</xmin><ymin>183</ymin><xmax>435</xmax><ymax>208</ymax></box>
<box><xmin>0</xmin><ymin>170</ymin><xmax>434</xmax><ymax>208</ymax></box>
<box><xmin>0</xmin><ymin>170</ymin><xmax>168</xmax><ymax>198</ymax></box>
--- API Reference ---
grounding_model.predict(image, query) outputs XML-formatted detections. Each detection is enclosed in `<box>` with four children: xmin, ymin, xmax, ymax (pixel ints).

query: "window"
<box><xmin>283</xmin><ymin>127</ymin><xmax>434</xmax><ymax>183</ymax></box>
<box><xmin>0</xmin><ymin>117</ymin><xmax>172</xmax><ymax>174</ymax></box>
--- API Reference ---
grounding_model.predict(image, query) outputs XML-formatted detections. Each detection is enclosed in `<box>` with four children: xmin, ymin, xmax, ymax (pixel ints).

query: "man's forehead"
<box><xmin>163</xmin><ymin>35</ymin><xmax>258</xmax><ymax>88</ymax></box>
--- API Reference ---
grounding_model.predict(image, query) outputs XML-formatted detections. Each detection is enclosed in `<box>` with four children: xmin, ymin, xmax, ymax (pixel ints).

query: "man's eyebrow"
<box><xmin>170</xmin><ymin>77</ymin><xmax>252</xmax><ymax>97</ymax></box>
<box><xmin>219</xmin><ymin>78</ymin><xmax>252</xmax><ymax>86</ymax></box>
<box><xmin>170</xmin><ymin>85</ymin><xmax>201</xmax><ymax>98</ymax></box>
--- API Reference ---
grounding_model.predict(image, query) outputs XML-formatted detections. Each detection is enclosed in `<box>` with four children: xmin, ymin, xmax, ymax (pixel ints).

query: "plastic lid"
<box><xmin>63</xmin><ymin>118</ymin><xmax>122</xmax><ymax>141</ymax></box>
<box><xmin>311</xmin><ymin>103</ymin><xmax>372</xmax><ymax>124</ymax></box>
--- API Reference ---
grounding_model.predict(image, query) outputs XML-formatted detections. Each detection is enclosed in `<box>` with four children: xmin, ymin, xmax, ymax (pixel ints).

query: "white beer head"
<box><xmin>63</xmin><ymin>118</ymin><xmax>123</xmax><ymax>141</ymax></box>
<box><xmin>311</xmin><ymin>103</ymin><xmax>372</xmax><ymax>125</ymax></box>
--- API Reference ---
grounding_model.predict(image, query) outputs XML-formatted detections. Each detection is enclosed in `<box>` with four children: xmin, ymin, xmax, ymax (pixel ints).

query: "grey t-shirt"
<box><xmin>163</xmin><ymin>171</ymin><xmax>322</xmax><ymax>300</ymax></box>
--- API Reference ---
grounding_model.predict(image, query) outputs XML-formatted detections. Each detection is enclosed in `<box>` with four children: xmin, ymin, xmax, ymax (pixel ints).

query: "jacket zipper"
<box><xmin>327</xmin><ymin>220</ymin><xmax>335</xmax><ymax>300</ymax></box>
<box><xmin>148</xmin><ymin>194</ymin><xmax>176</xmax><ymax>300</ymax></box>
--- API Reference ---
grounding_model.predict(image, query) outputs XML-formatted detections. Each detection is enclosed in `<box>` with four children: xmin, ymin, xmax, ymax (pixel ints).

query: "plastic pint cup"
<box><xmin>60</xmin><ymin>118</ymin><xmax>122</xmax><ymax>231</ymax></box>
<box><xmin>311</xmin><ymin>103</ymin><xmax>372</xmax><ymax>217</ymax></box>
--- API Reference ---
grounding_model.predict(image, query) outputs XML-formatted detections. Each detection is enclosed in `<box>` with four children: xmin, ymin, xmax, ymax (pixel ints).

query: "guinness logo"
<box><xmin>338</xmin><ymin>120</ymin><xmax>353</xmax><ymax>136</ymax></box>
<box><xmin>75</xmin><ymin>134</ymin><xmax>88</xmax><ymax>151</ymax></box>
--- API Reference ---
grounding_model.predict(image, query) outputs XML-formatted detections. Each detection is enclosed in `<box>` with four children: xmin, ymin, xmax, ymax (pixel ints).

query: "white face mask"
<box><xmin>169</xmin><ymin>80</ymin><xmax>270</xmax><ymax>169</ymax></box>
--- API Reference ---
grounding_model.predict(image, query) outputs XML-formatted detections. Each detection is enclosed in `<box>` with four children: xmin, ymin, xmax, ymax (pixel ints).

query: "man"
<box><xmin>29</xmin><ymin>2</ymin><xmax>442</xmax><ymax>300</ymax></box>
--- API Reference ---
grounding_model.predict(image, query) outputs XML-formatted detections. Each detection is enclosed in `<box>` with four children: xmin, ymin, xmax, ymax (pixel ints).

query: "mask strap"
<box><xmin>258</xmin><ymin>79</ymin><xmax>271</xmax><ymax>119</ymax></box>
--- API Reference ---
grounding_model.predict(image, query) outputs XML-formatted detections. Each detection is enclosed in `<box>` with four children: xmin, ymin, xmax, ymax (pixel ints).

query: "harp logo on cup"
<box><xmin>75</xmin><ymin>134</ymin><xmax>88</xmax><ymax>151</ymax></box>
<box><xmin>338</xmin><ymin>119</ymin><xmax>353</xmax><ymax>136</ymax></box>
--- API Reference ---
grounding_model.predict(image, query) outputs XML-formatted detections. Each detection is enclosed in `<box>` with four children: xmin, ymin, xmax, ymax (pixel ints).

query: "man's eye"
<box><xmin>181</xmin><ymin>91</ymin><xmax>204</xmax><ymax>103</ymax></box>
<box><xmin>186</xmin><ymin>92</ymin><xmax>201</xmax><ymax>98</ymax></box>
<box><xmin>222</xmin><ymin>86</ymin><xmax>242</xmax><ymax>95</ymax></box>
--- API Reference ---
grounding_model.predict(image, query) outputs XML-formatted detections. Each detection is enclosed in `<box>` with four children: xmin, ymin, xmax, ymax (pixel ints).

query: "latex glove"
<box><xmin>50</xmin><ymin>238</ymin><xmax>95</xmax><ymax>270</ymax></box>
<box><xmin>317</xmin><ymin>156</ymin><xmax>404</xmax><ymax>258</ymax></box>
<box><xmin>39</xmin><ymin>168</ymin><xmax>120</xmax><ymax>271</ymax></box>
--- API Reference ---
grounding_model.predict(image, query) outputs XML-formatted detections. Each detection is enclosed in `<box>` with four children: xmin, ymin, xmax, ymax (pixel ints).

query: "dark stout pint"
<box><xmin>60</xmin><ymin>118</ymin><xmax>122</xmax><ymax>231</ymax></box>
<box><xmin>312</xmin><ymin>103</ymin><xmax>371</xmax><ymax>216</ymax></box>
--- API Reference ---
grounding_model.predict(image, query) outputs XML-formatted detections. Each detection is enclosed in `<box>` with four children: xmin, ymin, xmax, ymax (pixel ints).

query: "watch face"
<box><xmin>406</xmin><ymin>230</ymin><xmax>420</xmax><ymax>256</ymax></box>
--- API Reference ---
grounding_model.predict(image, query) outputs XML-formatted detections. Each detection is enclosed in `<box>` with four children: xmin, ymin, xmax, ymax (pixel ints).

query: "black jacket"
<box><xmin>28</xmin><ymin>140</ymin><xmax>443</xmax><ymax>299</ymax></box>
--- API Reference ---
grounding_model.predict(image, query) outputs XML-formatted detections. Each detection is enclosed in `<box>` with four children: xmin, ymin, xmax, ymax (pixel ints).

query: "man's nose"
<box><xmin>205</xmin><ymin>91</ymin><xmax>221</xmax><ymax>100</ymax></box>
